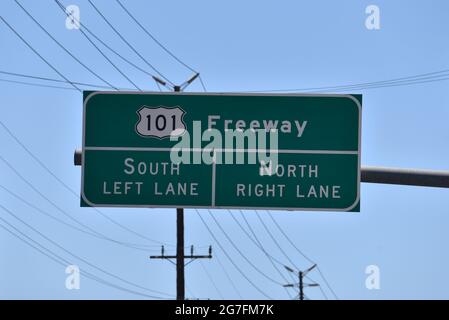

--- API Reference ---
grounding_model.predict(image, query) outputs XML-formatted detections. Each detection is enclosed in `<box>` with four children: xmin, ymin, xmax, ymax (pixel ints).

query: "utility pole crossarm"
<box><xmin>150</xmin><ymin>255</ymin><xmax>178</xmax><ymax>259</ymax></box>
<box><xmin>150</xmin><ymin>245</ymin><xmax>213</xmax><ymax>290</ymax></box>
<box><xmin>185</xmin><ymin>255</ymin><xmax>213</xmax><ymax>259</ymax></box>
<box><xmin>150</xmin><ymin>254</ymin><xmax>212</xmax><ymax>260</ymax></box>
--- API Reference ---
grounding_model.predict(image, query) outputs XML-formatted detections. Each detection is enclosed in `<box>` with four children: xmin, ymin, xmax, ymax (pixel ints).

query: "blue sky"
<box><xmin>1</xmin><ymin>0</ymin><xmax>449</xmax><ymax>299</ymax></box>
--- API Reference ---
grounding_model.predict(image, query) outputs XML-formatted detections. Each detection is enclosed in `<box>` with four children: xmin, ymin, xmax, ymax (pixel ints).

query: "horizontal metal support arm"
<box><xmin>361</xmin><ymin>166</ymin><xmax>449</xmax><ymax>188</ymax></box>
<box><xmin>74</xmin><ymin>149</ymin><xmax>449</xmax><ymax>188</ymax></box>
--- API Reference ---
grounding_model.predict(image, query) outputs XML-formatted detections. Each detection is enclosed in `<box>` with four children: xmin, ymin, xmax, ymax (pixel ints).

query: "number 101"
<box><xmin>147</xmin><ymin>114</ymin><xmax>177</xmax><ymax>131</ymax></box>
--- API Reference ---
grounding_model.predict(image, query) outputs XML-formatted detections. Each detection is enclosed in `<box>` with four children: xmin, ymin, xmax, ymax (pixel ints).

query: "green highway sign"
<box><xmin>81</xmin><ymin>92</ymin><xmax>361</xmax><ymax>211</ymax></box>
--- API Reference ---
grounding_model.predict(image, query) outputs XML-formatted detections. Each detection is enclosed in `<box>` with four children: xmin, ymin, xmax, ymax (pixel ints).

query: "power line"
<box><xmin>0</xmin><ymin>204</ymin><xmax>174</xmax><ymax>298</ymax></box>
<box><xmin>315</xmin><ymin>266</ymin><xmax>338</xmax><ymax>300</ymax></box>
<box><xmin>0</xmin><ymin>16</ymin><xmax>81</xmax><ymax>92</ymax></box>
<box><xmin>6</xmin><ymin>71</ymin><xmax>449</xmax><ymax>93</ymax></box>
<box><xmin>255</xmin><ymin>210</ymin><xmax>298</xmax><ymax>270</ymax></box>
<box><xmin>0</xmin><ymin>70</ymin><xmax>132</xmax><ymax>89</ymax></box>
<box><xmin>323</xmin><ymin>75</ymin><xmax>449</xmax><ymax>93</ymax></box>
<box><xmin>115</xmin><ymin>0</ymin><xmax>197</xmax><ymax>74</ymax></box>
<box><xmin>0</xmin><ymin>119</ymin><xmax>172</xmax><ymax>247</ymax></box>
<box><xmin>235</xmin><ymin>210</ymin><xmax>328</xmax><ymax>300</ymax></box>
<box><xmin>236</xmin><ymin>210</ymin><xmax>292</xmax><ymax>269</ymax></box>
<box><xmin>7</xmin><ymin>0</ymin><xmax>449</xmax><ymax>95</ymax></box>
<box><xmin>116</xmin><ymin>0</ymin><xmax>208</xmax><ymax>90</ymax></box>
<box><xmin>213</xmin><ymin>251</ymin><xmax>243</xmax><ymax>299</ymax></box>
<box><xmin>0</xmin><ymin>11</ymin><xmax>332</xmax><ymax>298</ymax></box>
<box><xmin>266</xmin><ymin>211</ymin><xmax>339</xmax><ymax>300</ymax></box>
<box><xmin>193</xmin><ymin>59</ymin><xmax>289</xmax><ymax>294</ymax></box>
<box><xmin>229</xmin><ymin>210</ymin><xmax>293</xmax><ymax>298</ymax></box>
<box><xmin>231</xmin><ymin>210</ymin><xmax>291</xmax><ymax>268</ymax></box>
<box><xmin>3</xmin><ymin>2</ymin><xmax>339</xmax><ymax>299</ymax></box>
<box><xmin>0</xmin><ymin>185</ymin><xmax>158</xmax><ymax>251</ymax></box>
<box><xmin>87</xmin><ymin>0</ymin><xmax>174</xmax><ymax>86</ymax></box>
<box><xmin>53</xmin><ymin>0</ymin><xmax>142</xmax><ymax>91</ymax></box>
<box><xmin>316</xmin><ymin>279</ymin><xmax>329</xmax><ymax>300</ymax></box>
<box><xmin>0</xmin><ymin>217</ymin><xmax>169</xmax><ymax>299</ymax></box>
<box><xmin>0</xmin><ymin>77</ymin><xmax>77</xmax><ymax>91</ymax></box>
<box><xmin>14</xmin><ymin>0</ymin><xmax>118</xmax><ymax>90</ymax></box>
<box><xmin>206</xmin><ymin>210</ymin><xmax>284</xmax><ymax>286</ymax></box>
<box><xmin>239</xmin><ymin>69</ymin><xmax>449</xmax><ymax>93</ymax></box>
<box><xmin>0</xmin><ymin>222</ymin><xmax>163</xmax><ymax>298</ymax></box>
<box><xmin>191</xmin><ymin>66</ymin><xmax>255</xmax><ymax>299</ymax></box>
<box><xmin>155</xmin><ymin>80</ymin><xmax>163</xmax><ymax>92</ymax></box>
<box><xmin>53</xmin><ymin>0</ymin><xmax>162</xmax><ymax>84</ymax></box>
<box><xmin>195</xmin><ymin>209</ymin><xmax>272</xmax><ymax>299</ymax></box>
<box><xmin>199</xmin><ymin>75</ymin><xmax>208</xmax><ymax>91</ymax></box>
<box><xmin>199</xmin><ymin>260</ymin><xmax>224</xmax><ymax>299</ymax></box>
<box><xmin>0</xmin><ymin>155</ymin><xmax>104</xmax><ymax>238</ymax></box>
<box><xmin>319</xmin><ymin>70</ymin><xmax>449</xmax><ymax>91</ymax></box>
<box><xmin>0</xmin><ymin>155</ymin><xmax>167</xmax><ymax>250</ymax></box>
<box><xmin>255</xmin><ymin>211</ymin><xmax>297</xmax><ymax>267</ymax></box>
<box><xmin>4</xmin><ymin>66</ymin><xmax>449</xmax><ymax>94</ymax></box>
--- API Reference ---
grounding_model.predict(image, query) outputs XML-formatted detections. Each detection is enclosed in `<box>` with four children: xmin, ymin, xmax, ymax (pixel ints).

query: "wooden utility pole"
<box><xmin>174</xmin><ymin>85</ymin><xmax>185</xmax><ymax>300</ymax></box>
<box><xmin>284</xmin><ymin>264</ymin><xmax>319</xmax><ymax>300</ymax></box>
<box><xmin>150</xmin><ymin>75</ymin><xmax>210</xmax><ymax>300</ymax></box>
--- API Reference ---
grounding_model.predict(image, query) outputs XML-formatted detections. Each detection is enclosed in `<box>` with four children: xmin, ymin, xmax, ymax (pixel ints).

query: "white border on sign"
<box><xmin>81</xmin><ymin>92</ymin><xmax>362</xmax><ymax>212</ymax></box>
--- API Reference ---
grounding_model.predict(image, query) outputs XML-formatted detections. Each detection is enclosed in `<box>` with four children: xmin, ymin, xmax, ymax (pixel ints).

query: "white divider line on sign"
<box><xmin>84</xmin><ymin>147</ymin><xmax>358</xmax><ymax>155</ymax></box>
